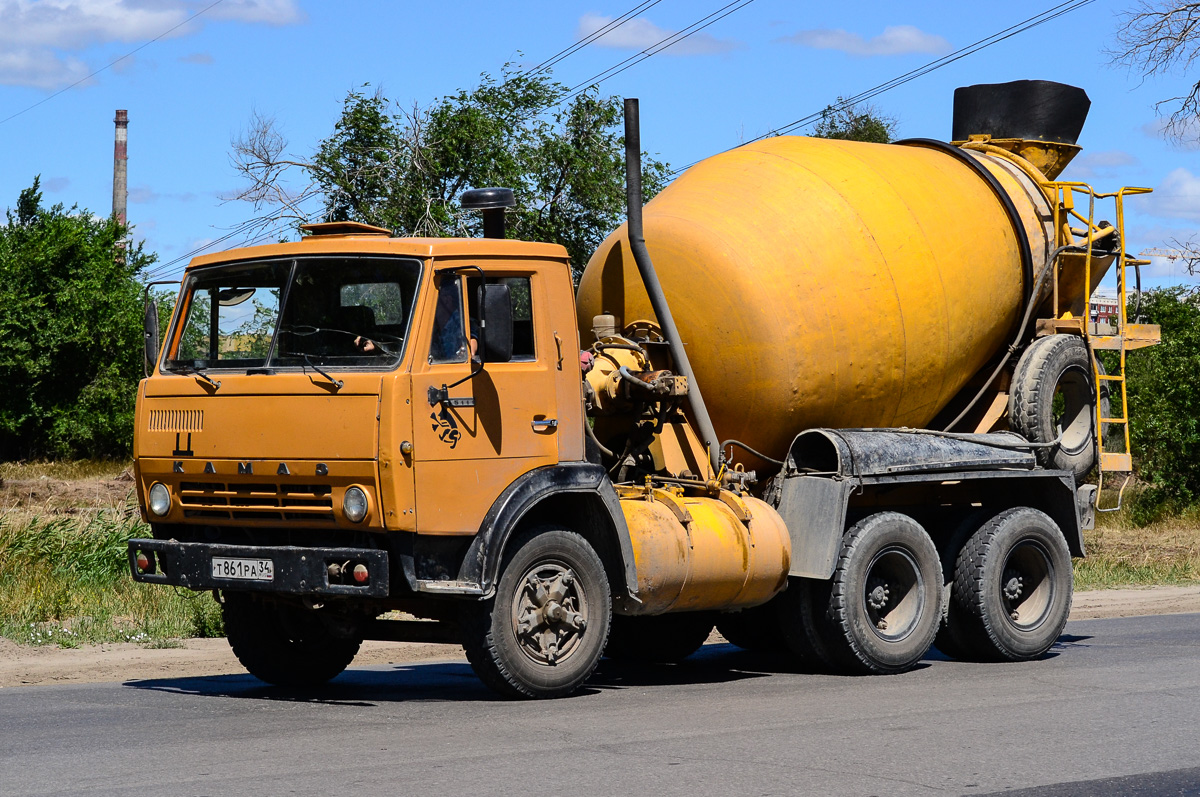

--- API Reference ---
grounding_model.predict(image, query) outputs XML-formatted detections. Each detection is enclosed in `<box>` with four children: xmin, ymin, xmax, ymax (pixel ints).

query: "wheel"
<box><xmin>222</xmin><ymin>593</ymin><xmax>361</xmax><ymax>687</ymax></box>
<box><xmin>949</xmin><ymin>507</ymin><xmax>1073</xmax><ymax>661</ymax></box>
<box><xmin>934</xmin><ymin>510</ymin><xmax>995</xmax><ymax>660</ymax></box>
<box><xmin>606</xmin><ymin>612</ymin><xmax>715</xmax><ymax>663</ymax></box>
<box><xmin>461</xmin><ymin>527</ymin><xmax>611</xmax><ymax>699</ymax></box>
<box><xmin>716</xmin><ymin>602</ymin><xmax>787</xmax><ymax>653</ymax></box>
<box><xmin>1010</xmin><ymin>334</ymin><xmax>1100</xmax><ymax>481</ymax></box>
<box><xmin>776</xmin><ymin>577</ymin><xmax>850</xmax><ymax>670</ymax></box>
<box><xmin>828</xmin><ymin>512</ymin><xmax>943</xmax><ymax>674</ymax></box>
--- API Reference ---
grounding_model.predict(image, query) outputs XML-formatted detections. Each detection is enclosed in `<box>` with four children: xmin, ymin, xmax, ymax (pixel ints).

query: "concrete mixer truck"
<box><xmin>128</xmin><ymin>80</ymin><xmax>1159</xmax><ymax>698</ymax></box>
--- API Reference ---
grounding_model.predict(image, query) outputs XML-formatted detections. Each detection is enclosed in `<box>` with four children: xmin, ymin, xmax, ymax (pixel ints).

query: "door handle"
<box><xmin>531</xmin><ymin>418</ymin><xmax>558</xmax><ymax>431</ymax></box>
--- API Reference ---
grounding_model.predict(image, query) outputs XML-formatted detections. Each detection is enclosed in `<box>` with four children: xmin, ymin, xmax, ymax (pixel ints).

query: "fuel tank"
<box><xmin>577</xmin><ymin>135</ymin><xmax>1057</xmax><ymax>461</ymax></box>
<box><xmin>617</xmin><ymin>487</ymin><xmax>791</xmax><ymax>615</ymax></box>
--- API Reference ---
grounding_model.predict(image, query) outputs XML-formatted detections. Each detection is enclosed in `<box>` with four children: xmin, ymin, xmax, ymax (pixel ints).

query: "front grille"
<box><xmin>178</xmin><ymin>481</ymin><xmax>334</xmax><ymax>523</ymax></box>
<box><xmin>149</xmin><ymin>409</ymin><xmax>204</xmax><ymax>432</ymax></box>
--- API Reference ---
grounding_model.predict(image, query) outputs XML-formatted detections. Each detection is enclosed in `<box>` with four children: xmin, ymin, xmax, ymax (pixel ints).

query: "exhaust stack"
<box><xmin>623</xmin><ymin>98</ymin><xmax>721</xmax><ymax>476</ymax></box>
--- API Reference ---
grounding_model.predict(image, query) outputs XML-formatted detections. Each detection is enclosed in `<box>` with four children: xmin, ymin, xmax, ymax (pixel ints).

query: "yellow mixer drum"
<box><xmin>577</xmin><ymin>135</ymin><xmax>1055</xmax><ymax>461</ymax></box>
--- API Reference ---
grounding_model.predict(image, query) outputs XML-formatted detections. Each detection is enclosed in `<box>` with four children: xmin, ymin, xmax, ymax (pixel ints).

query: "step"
<box><xmin>1100</xmin><ymin>452</ymin><xmax>1133</xmax><ymax>472</ymax></box>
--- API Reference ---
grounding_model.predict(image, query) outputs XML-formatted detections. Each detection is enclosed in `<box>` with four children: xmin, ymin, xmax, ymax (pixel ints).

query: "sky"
<box><xmin>0</xmin><ymin>0</ymin><xmax>1197</xmax><ymax>289</ymax></box>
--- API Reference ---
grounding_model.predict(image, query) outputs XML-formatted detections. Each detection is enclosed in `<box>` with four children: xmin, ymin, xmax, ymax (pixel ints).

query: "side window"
<box><xmin>467</xmin><ymin>275</ymin><xmax>535</xmax><ymax>361</ymax></box>
<box><xmin>428</xmin><ymin>275</ymin><xmax>467</xmax><ymax>364</ymax></box>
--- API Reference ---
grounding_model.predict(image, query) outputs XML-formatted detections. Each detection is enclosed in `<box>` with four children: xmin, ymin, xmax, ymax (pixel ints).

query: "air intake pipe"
<box><xmin>623</xmin><ymin>98</ymin><xmax>721</xmax><ymax>476</ymax></box>
<box><xmin>461</xmin><ymin>187</ymin><xmax>515</xmax><ymax>238</ymax></box>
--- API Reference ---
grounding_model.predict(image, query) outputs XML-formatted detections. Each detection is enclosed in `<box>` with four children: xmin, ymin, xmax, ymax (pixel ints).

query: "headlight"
<box><xmin>343</xmin><ymin>486</ymin><xmax>368</xmax><ymax>523</ymax></box>
<box><xmin>148</xmin><ymin>483</ymin><xmax>171</xmax><ymax>517</ymax></box>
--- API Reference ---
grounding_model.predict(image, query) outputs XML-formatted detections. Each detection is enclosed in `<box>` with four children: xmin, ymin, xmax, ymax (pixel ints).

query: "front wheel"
<box><xmin>461</xmin><ymin>527</ymin><xmax>611</xmax><ymax>699</ymax></box>
<box><xmin>223</xmin><ymin>593</ymin><xmax>361</xmax><ymax>687</ymax></box>
<box><xmin>948</xmin><ymin>507</ymin><xmax>1073</xmax><ymax>661</ymax></box>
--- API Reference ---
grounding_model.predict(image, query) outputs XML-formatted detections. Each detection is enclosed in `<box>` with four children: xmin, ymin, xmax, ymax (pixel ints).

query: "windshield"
<box><xmin>167</xmin><ymin>256</ymin><xmax>422</xmax><ymax>371</ymax></box>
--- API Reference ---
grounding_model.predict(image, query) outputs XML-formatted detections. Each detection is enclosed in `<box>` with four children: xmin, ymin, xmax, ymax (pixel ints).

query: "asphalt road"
<box><xmin>3</xmin><ymin>614</ymin><xmax>1200</xmax><ymax>797</ymax></box>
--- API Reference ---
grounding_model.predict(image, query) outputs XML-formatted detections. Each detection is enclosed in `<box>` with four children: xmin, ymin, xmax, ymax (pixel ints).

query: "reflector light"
<box><xmin>136</xmin><ymin>552</ymin><xmax>150</xmax><ymax>571</ymax></box>
<box><xmin>353</xmin><ymin>564</ymin><xmax>369</xmax><ymax>583</ymax></box>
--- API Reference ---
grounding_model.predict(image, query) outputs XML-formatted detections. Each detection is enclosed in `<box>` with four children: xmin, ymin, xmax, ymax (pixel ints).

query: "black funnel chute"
<box><xmin>952</xmin><ymin>80</ymin><xmax>1090</xmax><ymax>144</ymax></box>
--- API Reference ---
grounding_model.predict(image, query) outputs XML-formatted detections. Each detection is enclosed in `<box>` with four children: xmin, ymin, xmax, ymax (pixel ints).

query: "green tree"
<box><xmin>0</xmin><ymin>178</ymin><xmax>156</xmax><ymax>459</ymax></box>
<box><xmin>232</xmin><ymin>68</ymin><xmax>670</xmax><ymax>280</ymax></box>
<box><xmin>812</xmin><ymin>98</ymin><xmax>897</xmax><ymax>143</ymax></box>
<box><xmin>1124</xmin><ymin>286</ymin><xmax>1200</xmax><ymax>504</ymax></box>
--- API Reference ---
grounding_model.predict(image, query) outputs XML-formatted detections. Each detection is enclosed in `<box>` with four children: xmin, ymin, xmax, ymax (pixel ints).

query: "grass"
<box><xmin>0</xmin><ymin>506</ymin><xmax>223</xmax><ymax>648</ymax></box>
<box><xmin>1074</xmin><ymin>487</ymin><xmax>1200</xmax><ymax>590</ymax></box>
<box><xmin>0</xmin><ymin>459</ymin><xmax>130</xmax><ymax>481</ymax></box>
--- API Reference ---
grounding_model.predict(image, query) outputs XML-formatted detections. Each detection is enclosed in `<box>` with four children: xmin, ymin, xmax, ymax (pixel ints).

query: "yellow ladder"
<box><xmin>1045</xmin><ymin>185</ymin><xmax>1157</xmax><ymax>479</ymax></box>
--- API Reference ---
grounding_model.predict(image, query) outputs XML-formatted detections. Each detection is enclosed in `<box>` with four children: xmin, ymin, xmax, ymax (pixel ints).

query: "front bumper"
<box><xmin>128</xmin><ymin>538</ymin><xmax>389</xmax><ymax>597</ymax></box>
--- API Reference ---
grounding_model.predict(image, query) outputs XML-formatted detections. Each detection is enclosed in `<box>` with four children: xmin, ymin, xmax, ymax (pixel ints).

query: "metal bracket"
<box><xmin>427</xmin><ymin>384</ymin><xmax>475</xmax><ymax>408</ymax></box>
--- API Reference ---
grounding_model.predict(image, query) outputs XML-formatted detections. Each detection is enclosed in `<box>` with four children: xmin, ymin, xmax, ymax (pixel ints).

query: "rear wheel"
<box><xmin>716</xmin><ymin>602</ymin><xmax>786</xmax><ymax>653</ymax></box>
<box><xmin>461</xmin><ymin>527</ymin><xmax>611</xmax><ymax>699</ymax></box>
<box><xmin>606</xmin><ymin>612</ymin><xmax>715</xmax><ymax>663</ymax></box>
<box><xmin>949</xmin><ymin>507</ymin><xmax>1073</xmax><ymax>661</ymax></box>
<box><xmin>777</xmin><ymin>577</ymin><xmax>850</xmax><ymax>670</ymax></box>
<box><xmin>223</xmin><ymin>593</ymin><xmax>361</xmax><ymax>687</ymax></box>
<box><xmin>828</xmin><ymin>513</ymin><xmax>943</xmax><ymax>674</ymax></box>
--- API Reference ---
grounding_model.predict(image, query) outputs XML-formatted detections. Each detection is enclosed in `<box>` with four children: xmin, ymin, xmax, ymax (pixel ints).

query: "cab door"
<box><xmin>410</xmin><ymin>266</ymin><xmax>560</xmax><ymax>535</ymax></box>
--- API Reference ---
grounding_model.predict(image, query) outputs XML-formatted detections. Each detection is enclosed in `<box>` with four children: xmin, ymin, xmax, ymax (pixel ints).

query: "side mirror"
<box><xmin>143</xmin><ymin>297</ymin><xmax>160</xmax><ymax>377</ymax></box>
<box><xmin>479</xmin><ymin>282</ymin><xmax>513</xmax><ymax>363</ymax></box>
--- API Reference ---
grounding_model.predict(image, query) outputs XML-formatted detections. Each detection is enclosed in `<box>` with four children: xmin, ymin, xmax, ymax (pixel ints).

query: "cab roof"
<box><xmin>185</xmin><ymin>234</ymin><xmax>571</xmax><ymax>271</ymax></box>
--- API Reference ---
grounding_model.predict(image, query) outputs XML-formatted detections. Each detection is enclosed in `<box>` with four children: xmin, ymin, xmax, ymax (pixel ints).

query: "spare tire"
<box><xmin>1009</xmin><ymin>334</ymin><xmax>1099</xmax><ymax>481</ymax></box>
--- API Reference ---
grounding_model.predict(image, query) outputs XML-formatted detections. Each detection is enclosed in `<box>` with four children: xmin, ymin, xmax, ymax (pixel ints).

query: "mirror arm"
<box><xmin>428</xmin><ymin>266</ymin><xmax>486</xmax><ymax>408</ymax></box>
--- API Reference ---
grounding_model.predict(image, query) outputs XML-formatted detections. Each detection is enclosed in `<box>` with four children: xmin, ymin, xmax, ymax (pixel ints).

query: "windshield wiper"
<box><xmin>164</xmin><ymin>363</ymin><xmax>221</xmax><ymax>391</ymax></box>
<box><xmin>288</xmin><ymin>352</ymin><xmax>343</xmax><ymax>390</ymax></box>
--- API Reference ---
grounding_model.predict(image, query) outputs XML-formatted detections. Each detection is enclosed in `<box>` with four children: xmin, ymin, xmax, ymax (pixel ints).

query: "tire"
<box><xmin>777</xmin><ymin>577</ymin><xmax>852</xmax><ymax>671</ymax></box>
<box><xmin>828</xmin><ymin>512</ymin><xmax>943</xmax><ymax>674</ymax></box>
<box><xmin>222</xmin><ymin>593</ymin><xmax>361</xmax><ymax>687</ymax></box>
<box><xmin>934</xmin><ymin>510</ymin><xmax>995</xmax><ymax>660</ymax></box>
<box><xmin>461</xmin><ymin>526</ymin><xmax>611</xmax><ymax>699</ymax></box>
<box><xmin>1010</xmin><ymin>334</ymin><xmax>1100</xmax><ymax>482</ymax></box>
<box><xmin>949</xmin><ymin>507</ymin><xmax>1073</xmax><ymax>662</ymax></box>
<box><xmin>716</xmin><ymin>602</ymin><xmax>787</xmax><ymax>653</ymax></box>
<box><xmin>606</xmin><ymin>612</ymin><xmax>715</xmax><ymax>663</ymax></box>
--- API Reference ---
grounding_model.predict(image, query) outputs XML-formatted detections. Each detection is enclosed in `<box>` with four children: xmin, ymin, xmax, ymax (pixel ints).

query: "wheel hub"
<box><xmin>1003</xmin><ymin>570</ymin><xmax>1024</xmax><ymax>602</ymax></box>
<box><xmin>512</xmin><ymin>564</ymin><xmax>588</xmax><ymax>666</ymax></box>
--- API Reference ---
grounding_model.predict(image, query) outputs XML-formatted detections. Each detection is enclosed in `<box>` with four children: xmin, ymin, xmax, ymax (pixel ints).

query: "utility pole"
<box><xmin>113</xmin><ymin>110</ymin><xmax>128</xmax><ymax>225</ymax></box>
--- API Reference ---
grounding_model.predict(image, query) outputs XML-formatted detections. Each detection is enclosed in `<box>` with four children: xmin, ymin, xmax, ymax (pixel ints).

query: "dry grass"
<box><xmin>1075</xmin><ymin>502</ymin><xmax>1200</xmax><ymax>589</ymax></box>
<box><xmin>0</xmin><ymin>459</ymin><xmax>130</xmax><ymax>482</ymax></box>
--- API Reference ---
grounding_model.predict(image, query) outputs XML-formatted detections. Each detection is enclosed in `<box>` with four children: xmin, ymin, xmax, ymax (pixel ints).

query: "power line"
<box><xmin>561</xmin><ymin>0</ymin><xmax>757</xmax><ymax>102</ymax></box>
<box><xmin>668</xmin><ymin>0</ymin><xmax>1096</xmax><ymax>176</ymax></box>
<box><xmin>0</xmin><ymin>0</ymin><xmax>226</xmax><ymax>127</ymax></box>
<box><xmin>141</xmin><ymin>191</ymin><xmax>322</xmax><ymax>282</ymax></box>
<box><xmin>521</xmin><ymin>0</ymin><xmax>666</xmax><ymax>78</ymax></box>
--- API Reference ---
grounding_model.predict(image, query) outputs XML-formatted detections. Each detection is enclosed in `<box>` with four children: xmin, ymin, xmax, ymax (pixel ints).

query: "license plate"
<box><xmin>211</xmin><ymin>557</ymin><xmax>274</xmax><ymax>581</ymax></box>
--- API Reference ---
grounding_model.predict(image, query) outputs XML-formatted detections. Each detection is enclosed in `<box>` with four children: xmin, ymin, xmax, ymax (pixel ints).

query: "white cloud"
<box><xmin>778</xmin><ymin>25</ymin><xmax>950</xmax><ymax>57</ymax></box>
<box><xmin>178</xmin><ymin>51</ymin><xmax>214</xmax><ymax>65</ymax></box>
<box><xmin>44</xmin><ymin>176</ymin><xmax>71</xmax><ymax>192</ymax></box>
<box><xmin>1141</xmin><ymin>117</ymin><xmax>1200</xmax><ymax>151</ymax></box>
<box><xmin>1144</xmin><ymin>167</ymin><xmax>1200</xmax><ymax>223</ymax></box>
<box><xmin>208</xmin><ymin>0</ymin><xmax>303</xmax><ymax>25</ymax></box>
<box><xmin>1060</xmin><ymin>149</ymin><xmax>1139</xmax><ymax>181</ymax></box>
<box><xmin>0</xmin><ymin>47</ymin><xmax>90</xmax><ymax>89</ymax></box>
<box><xmin>0</xmin><ymin>0</ymin><xmax>302</xmax><ymax>89</ymax></box>
<box><xmin>576</xmin><ymin>12</ymin><xmax>741</xmax><ymax>55</ymax></box>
